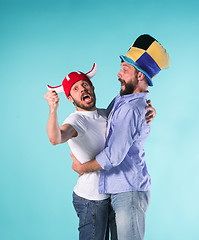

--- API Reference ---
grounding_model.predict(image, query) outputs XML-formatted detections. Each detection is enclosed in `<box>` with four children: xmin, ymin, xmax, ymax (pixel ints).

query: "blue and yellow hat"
<box><xmin>120</xmin><ymin>34</ymin><xmax>169</xmax><ymax>86</ymax></box>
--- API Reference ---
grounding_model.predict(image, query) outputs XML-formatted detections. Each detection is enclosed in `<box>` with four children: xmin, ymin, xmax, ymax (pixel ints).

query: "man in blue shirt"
<box><xmin>71</xmin><ymin>34</ymin><xmax>169</xmax><ymax>240</ymax></box>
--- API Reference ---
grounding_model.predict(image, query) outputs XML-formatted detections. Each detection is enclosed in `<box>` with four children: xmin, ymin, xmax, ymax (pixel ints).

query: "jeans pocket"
<box><xmin>138</xmin><ymin>191</ymin><xmax>150</xmax><ymax>213</ymax></box>
<box><xmin>73</xmin><ymin>200</ymin><xmax>90</xmax><ymax>228</ymax></box>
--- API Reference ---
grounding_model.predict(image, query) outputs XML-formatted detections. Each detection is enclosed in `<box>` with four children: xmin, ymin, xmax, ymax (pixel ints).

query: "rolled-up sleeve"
<box><xmin>96</xmin><ymin>106</ymin><xmax>140</xmax><ymax>170</ymax></box>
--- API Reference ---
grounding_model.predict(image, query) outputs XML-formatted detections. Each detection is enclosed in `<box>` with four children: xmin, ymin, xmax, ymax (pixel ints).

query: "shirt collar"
<box><xmin>75</xmin><ymin>109</ymin><xmax>98</xmax><ymax>117</ymax></box>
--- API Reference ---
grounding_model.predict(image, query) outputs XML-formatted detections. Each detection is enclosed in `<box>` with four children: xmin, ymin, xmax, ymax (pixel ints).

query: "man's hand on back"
<box><xmin>145</xmin><ymin>99</ymin><xmax>156</xmax><ymax>124</ymax></box>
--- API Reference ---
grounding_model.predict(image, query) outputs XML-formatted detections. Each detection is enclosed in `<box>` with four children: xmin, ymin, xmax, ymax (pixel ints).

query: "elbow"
<box><xmin>49</xmin><ymin>139</ymin><xmax>60</xmax><ymax>146</ymax></box>
<box><xmin>50</xmin><ymin>141</ymin><xmax>57</xmax><ymax>146</ymax></box>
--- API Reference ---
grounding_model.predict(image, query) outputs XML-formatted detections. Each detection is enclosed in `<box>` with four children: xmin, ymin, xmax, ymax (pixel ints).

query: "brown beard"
<box><xmin>120</xmin><ymin>80</ymin><xmax>136</xmax><ymax>96</ymax></box>
<box><xmin>70</xmin><ymin>91</ymin><xmax>96</xmax><ymax>111</ymax></box>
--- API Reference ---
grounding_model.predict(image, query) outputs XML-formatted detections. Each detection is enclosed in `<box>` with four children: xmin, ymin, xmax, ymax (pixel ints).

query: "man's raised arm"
<box><xmin>44</xmin><ymin>91</ymin><xmax>77</xmax><ymax>145</ymax></box>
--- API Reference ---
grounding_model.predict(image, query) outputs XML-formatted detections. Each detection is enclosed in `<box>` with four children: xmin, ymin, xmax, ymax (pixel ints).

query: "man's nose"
<box><xmin>80</xmin><ymin>86</ymin><xmax>86</xmax><ymax>92</ymax></box>
<box><xmin>117</xmin><ymin>71</ymin><xmax>121</xmax><ymax>78</ymax></box>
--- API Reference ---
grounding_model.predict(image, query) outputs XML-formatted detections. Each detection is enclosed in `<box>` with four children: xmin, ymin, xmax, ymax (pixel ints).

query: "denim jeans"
<box><xmin>111</xmin><ymin>191</ymin><xmax>150</xmax><ymax>240</ymax></box>
<box><xmin>73</xmin><ymin>192</ymin><xmax>112</xmax><ymax>240</ymax></box>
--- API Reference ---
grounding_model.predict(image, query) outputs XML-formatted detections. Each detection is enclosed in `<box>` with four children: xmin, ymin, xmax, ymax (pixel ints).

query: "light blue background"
<box><xmin>1</xmin><ymin>0</ymin><xmax>199</xmax><ymax>239</ymax></box>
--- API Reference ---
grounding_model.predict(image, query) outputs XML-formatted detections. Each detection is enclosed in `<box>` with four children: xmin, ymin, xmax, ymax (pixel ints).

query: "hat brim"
<box><xmin>120</xmin><ymin>55</ymin><xmax>153</xmax><ymax>86</ymax></box>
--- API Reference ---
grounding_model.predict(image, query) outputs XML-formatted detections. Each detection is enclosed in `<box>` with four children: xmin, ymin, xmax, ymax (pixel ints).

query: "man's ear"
<box><xmin>68</xmin><ymin>95</ymin><xmax>74</xmax><ymax>103</ymax></box>
<box><xmin>137</xmin><ymin>71</ymin><xmax>145</xmax><ymax>81</ymax></box>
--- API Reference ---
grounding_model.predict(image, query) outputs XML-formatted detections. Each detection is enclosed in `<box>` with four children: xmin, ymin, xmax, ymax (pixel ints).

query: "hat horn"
<box><xmin>46</xmin><ymin>63</ymin><xmax>97</xmax><ymax>93</ymax></box>
<box><xmin>86</xmin><ymin>63</ymin><xmax>97</xmax><ymax>79</ymax></box>
<box><xmin>47</xmin><ymin>84</ymin><xmax>64</xmax><ymax>93</ymax></box>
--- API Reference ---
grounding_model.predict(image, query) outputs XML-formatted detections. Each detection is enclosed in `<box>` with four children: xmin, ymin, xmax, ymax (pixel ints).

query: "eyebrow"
<box><xmin>121</xmin><ymin>63</ymin><xmax>131</xmax><ymax>68</ymax></box>
<box><xmin>72</xmin><ymin>80</ymin><xmax>88</xmax><ymax>88</ymax></box>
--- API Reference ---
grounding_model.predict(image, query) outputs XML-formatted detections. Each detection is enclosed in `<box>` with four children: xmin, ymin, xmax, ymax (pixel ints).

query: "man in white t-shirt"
<box><xmin>44</xmin><ymin>64</ymin><xmax>115</xmax><ymax>240</ymax></box>
<box><xmin>44</xmin><ymin>64</ymin><xmax>155</xmax><ymax>240</ymax></box>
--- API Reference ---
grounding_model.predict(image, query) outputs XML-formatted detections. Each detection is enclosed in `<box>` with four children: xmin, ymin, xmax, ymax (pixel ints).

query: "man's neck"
<box><xmin>76</xmin><ymin>106</ymin><xmax>97</xmax><ymax>112</ymax></box>
<box><xmin>133</xmin><ymin>85</ymin><xmax>148</xmax><ymax>93</ymax></box>
<box><xmin>133</xmin><ymin>89</ymin><xmax>148</xmax><ymax>94</ymax></box>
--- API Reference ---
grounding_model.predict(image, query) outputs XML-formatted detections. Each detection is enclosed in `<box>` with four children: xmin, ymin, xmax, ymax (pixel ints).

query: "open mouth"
<box><xmin>119</xmin><ymin>78</ymin><xmax>125</xmax><ymax>86</ymax></box>
<box><xmin>82</xmin><ymin>93</ymin><xmax>92</xmax><ymax>102</ymax></box>
<box><xmin>121</xmin><ymin>81</ymin><xmax>125</xmax><ymax>89</ymax></box>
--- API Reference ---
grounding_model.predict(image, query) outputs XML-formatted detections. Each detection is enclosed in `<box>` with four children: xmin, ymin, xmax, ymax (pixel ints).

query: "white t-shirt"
<box><xmin>63</xmin><ymin>109</ymin><xmax>109</xmax><ymax>200</ymax></box>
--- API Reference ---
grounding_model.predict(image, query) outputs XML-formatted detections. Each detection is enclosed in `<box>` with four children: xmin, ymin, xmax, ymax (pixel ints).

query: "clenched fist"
<box><xmin>44</xmin><ymin>91</ymin><xmax>60</xmax><ymax>112</ymax></box>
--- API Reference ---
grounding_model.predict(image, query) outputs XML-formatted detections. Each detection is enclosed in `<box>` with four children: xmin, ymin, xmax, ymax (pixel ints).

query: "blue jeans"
<box><xmin>73</xmin><ymin>192</ymin><xmax>112</xmax><ymax>240</ymax></box>
<box><xmin>111</xmin><ymin>191</ymin><xmax>150</xmax><ymax>240</ymax></box>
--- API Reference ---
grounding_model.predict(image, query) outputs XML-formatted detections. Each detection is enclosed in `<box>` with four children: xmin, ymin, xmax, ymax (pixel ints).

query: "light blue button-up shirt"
<box><xmin>96</xmin><ymin>92</ymin><xmax>151</xmax><ymax>194</ymax></box>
